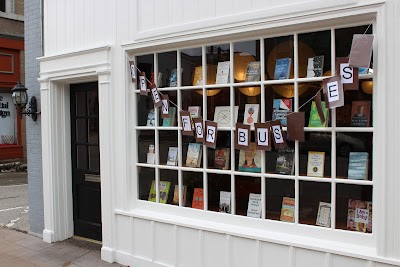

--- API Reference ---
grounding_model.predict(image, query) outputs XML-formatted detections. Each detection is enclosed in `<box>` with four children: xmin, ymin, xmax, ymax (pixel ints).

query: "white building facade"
<box><xmin>38</xmin><ymin>0</ymin><xmax>400</xmax><ymax>266</ymax></box>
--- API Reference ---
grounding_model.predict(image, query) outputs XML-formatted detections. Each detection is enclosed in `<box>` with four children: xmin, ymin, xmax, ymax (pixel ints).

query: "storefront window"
<box><xmin>133</xmin><ymin>24</ymin><xmax>374</xmax><ymax>234</ymax></box>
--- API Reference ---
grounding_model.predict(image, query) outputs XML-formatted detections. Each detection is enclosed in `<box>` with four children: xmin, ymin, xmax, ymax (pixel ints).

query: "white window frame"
<box><xmin>122</xmin><ymin>12</ymin><xmax>382</xmax><ymax>256</ymax></box>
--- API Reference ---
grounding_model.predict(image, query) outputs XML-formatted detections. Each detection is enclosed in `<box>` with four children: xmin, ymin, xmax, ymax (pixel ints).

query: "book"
<box><xmin>348</xmin><ymin>152</ymin><xmax>369</xmax><ymax>180</ymax></box>
<box><xmin>185</xmin><ymin>143</ymin><xmax>203</xmax><ymax>168</ymax></box>
<box><xmin>308</xmin><ymin>101</ymin><xmax>329</xmax><ymax>127</ymax></box>
<box><xmin>238</xmin><ymin>143</ymin><xmax>261</xmax><ymax>173</ymax></box>
<box><xmin>247</xmin><ymin>193</ymin><xmax>262</xmax><ymax>218</ymax></box>
<box><xmin>280</xmin><ymin>197</ymin><xmax>295</xmax><ymax>223</ymax></box>
<box><xmin>214</xmin><ymin>106</ymin><xmax>239</xmax><ymax>127</ymax></box>
<box><xmin>245</xmin><ymin>61</ymin><xmax>261</xmax><ymax>82</ymax></box>
<box><xmin>307</xmin><ymin>151</ymin><xmax>325</xmax><ymax>177</ymax></box>
<box><xmin>306</xmin><ymin>55</ymin><xmax>324</xmax><ymax>77</ymax></box>
<box><xmin>243</xmin><ymin>104</ymin><xmax>260</xmax><ymax>126</ymax></box>
<box><xmin>275</xmin><ymin>147</ymin><xmax>295</xmax><ymax>175</ymax></box>
<box><xmin>214</xmin><ymin>148</ymin><xmax>230</xmax><ymax>170</ymax></box>
<box><xmin>274</xmin><ymin>58</ymin><xmax>292</xmax><ymax>80</ymax></box>
<box><xmin>146</xmin><ymin>144</ymin><xmax>155</xmax><ymax>164</ymax></box>
<box><xmin>188</xmin><ymin>106</ymin><xmax>201</xmax><ymax>129</ymax></box>
<box><xmin>316</xmin><ymin>202</ymin><xmax>331</xmax><ymax>227</ymax></box>
<box><xmin>216</xmin><ymin>61</ymin><xmax>230</xmax><ymax>84</ymax></box>
<box><xmin>219</xmin><ymin>191</ymin><xmax>231</xmax><ymax>213</ymax></box>
<box><xmin>173</xmin><ymin>185</ymin><xmax>187</xmax><ymax>206</ymax></box>
<box><xmin>169</xmin><ymin>69</ymin><xmax>178</xmax><ymax>87</ymax></box>
<box><xmin>192</xmin><ymin>188</ymin><xmax>204</xmax><ymax>209</ymax></box>
<box><xmin>148</xmin><ymin>180</ymin><xmax>171</xmax><ymax>204</ymax></box>
<box><xmin>347</xmin><ymin>199</ymin><xmax>372</xmax><ymax>233</ymax></box>
<box><xmin>162</xmin><ymin>107</ymin><xmax>177</xmax><ymax>126</ymax></box>
<box><xmin>192</xmin><ymin>66</ymin><xmax>203</xmax><ymax>85</ymax></box>
<box><xmin>272</xmin><ymin>99</ymin><xmax>292</xmax><ymax>127</ymax></box>
<box><xmin>350</xmin><ymin>101</ymin><xmax>371</xmax><ymax>127</ymax></box>
<box><xmin>166</xmin><ymin>147</ymin><xmax>178</xmax><ymax>166</ymax></box>
<box><xmin>146</xmin><ymin>109</ymin><xmax>155</xmax><ymax>126</ymax></box>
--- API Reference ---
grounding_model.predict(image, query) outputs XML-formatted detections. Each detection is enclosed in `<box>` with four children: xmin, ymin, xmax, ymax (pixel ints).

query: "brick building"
<box><xmin>0</xmin><ymin>0</ymin><xmax>25</xmax><ymax>161</ymax></box>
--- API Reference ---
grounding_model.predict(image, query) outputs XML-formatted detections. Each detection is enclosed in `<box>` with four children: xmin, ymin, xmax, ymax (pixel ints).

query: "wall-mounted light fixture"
<box><xmin>11</xmin><ymin>81</ymin><xmax>40</xmax><ymax>121</ymax></box>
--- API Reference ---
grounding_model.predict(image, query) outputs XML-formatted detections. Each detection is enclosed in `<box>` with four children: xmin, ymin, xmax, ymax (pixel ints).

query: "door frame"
<box><xmin>38</xmin><ymin>46</ymin><xmax>115</xmax><ymax>262</ymax></box>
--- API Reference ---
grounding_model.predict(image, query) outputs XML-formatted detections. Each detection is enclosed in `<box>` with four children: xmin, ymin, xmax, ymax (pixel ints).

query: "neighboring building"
<box><xmin>0</xmin><ymin>0</ymin><xmax>25</xmax><ymax>161</ymax></box>
<box><xmin>37</xmin><ymin>1</ymin><xmax>400</xmax><ymax>266</ymax></box>
<box><xmin>24</xmin><ymin>0</ymin><xmax>43</xmax><ymax>236</ymax></box>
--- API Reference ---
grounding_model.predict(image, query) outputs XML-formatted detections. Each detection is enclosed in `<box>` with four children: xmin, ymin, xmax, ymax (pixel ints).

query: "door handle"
<box><xmin>85</xmin><ymin>174</ymin><xmax>101</xmax><ymax>183</ymax></box>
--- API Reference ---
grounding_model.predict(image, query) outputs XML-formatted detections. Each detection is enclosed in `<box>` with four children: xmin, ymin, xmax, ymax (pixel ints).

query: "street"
<box><xmin>0</xmin><ymin>172</ymin><xmax>29</xmax><ymax>232</ymax></box>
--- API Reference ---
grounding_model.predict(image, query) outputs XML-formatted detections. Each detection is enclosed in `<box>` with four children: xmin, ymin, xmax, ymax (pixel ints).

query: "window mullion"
<box><xmin>330</xmin><ymin>27</ymin><xmax>337</xmax><ymax>230</ymax></box>
<box><xmin>294</xmin><ymin>32</ymin><xmax>300</xmax><ymax>224</ymax></box>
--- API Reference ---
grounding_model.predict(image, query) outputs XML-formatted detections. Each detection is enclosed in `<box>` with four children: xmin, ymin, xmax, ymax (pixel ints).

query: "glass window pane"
<box><xmin>206</xmin><ymin>44</ymin><xmax>230</xmax><ymax>85</ymax></box>
<box><xmin>298</xmin><ymin>30</ymin><xmax>331</xmax><ymax>78</ymax></box>
<box><xmin>76</xmin><ymin>118</ymin><xmax>87</xmax><ymax>143</ymax></box>
<box><xmin>158</xmin><ymin>51</ymin><xmax>178</xmax><ymax>88</ymax></box>
<box><xmin>137</xmin><ymin>94</ymin><xmax>157</xmax><ymax>127</ymax></box>
<box><xmin>89</xmin><ymin>146</ymin><xmax>100</xmax><ymax>172</ymax></box>
<box><xmin>208</xmin><ymin>136</ymin><xmax>231</xmax><ymax>170</ymax></box>
<box><xmin>160</xmin><ymin>130</ymin><xmax>178</xmax><ymax>166</ymax></box>
<box><xmin>87</xmin><ymin>90</ymin><xmax>98</xmax><ymax>117</ymax></box>
<box><xmin>335</xmin><ymin>25</ymin><xmax>372</xmax><ymax>58</ymax></box>
<box><xmin>299</xmin><ymin>181</ymin><xmax>331</xmax><ymax>227</ymax></box>
<box><xmin>183</xmin><ymin>171</ymin><xmax>203</xmax><ymax>209</ymax></box>
<box><xmin>233</xmin><ymin>40</ymin><xmax>261</xmax><ymax>83</ymax></box>
<box><xmin>235</xmin><ymin>175</ymin><xmax>261</xmax><ymax>216</ymax></box>
<box><xmin>266</xmin><ymin>144</ymin><xmax>295</xmax><ymax>175</ymax></box>
<box><xmin>264</xmin><ymin>35</ymin><xmax>294</xmax><ymax>81</ymax></box>
<box><xmin>181</xmin><ymin>47</ymin><xmax>202</xmax><ymax>86</ymax></box>
<box><xmin>159</xmin><ymin>169</ymin><xmax>178</xmax><ymax>205</ymax></box>
<box><xmin>336</xmin><ymin>184</ymin><xmax>372</xmax><ymax>233</ymax></box>
<box><xmin>138</xmin><ymin>167</ymin><xmax>156</xmax><ymax>201</ymax></box>
<box><xmin>88</xmin><ymin>118</ymin><xmax>99</xmax><ymax>144</ymax></box>
<box><xmin>266</xmin><ymin>178</ymin><xmax>295</xmax><ymax>221</ymax></box>
<box><xmin>136</xmin><ymin>54</ymin><xmax>154</xmax><ymax>88</ymax></box>
<box><xmin>159</xmin><ymin>89</ymin><xmax>178</xmax><ymax>127</ymax></box>
<box><xmin>75</xmin><ymin>91</ymin><xmax>86</xmax><ymax>116</ymax></box>
<box><xmin>77</xmin><ymin>145</ymin><xmax>88</xmax><ymax>169</ymax></box>
<box><xmin>207</xmin><ymin>174</ymin><xmax>231</xmax><ymax>213</ymax></box>
<box><xmin>337</xmin><ymin>87</ymin><xmax>373</xmax><ymax>127</ymax></box>
<box><xmin>138</xmin><ymin>130</ymin><xmax>155</xmax><ymax>164</ymax></box>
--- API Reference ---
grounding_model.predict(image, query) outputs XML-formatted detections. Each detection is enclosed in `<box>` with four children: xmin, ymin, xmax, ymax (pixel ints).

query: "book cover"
<box><xmin>308</xmin><ymin>101</ymin><xmax>329</xmax><ymax>127</ymax></box>
<box><xmin>274</xmin><ymin>58</ymin><xmax>292</xmax><ymax>80</ymax></box>
<box><xmin>169</xmin><ymin>69</ymin><xmax>178</xmax><ymax>87</ymax></box>
<box><xmin>162</xmin><ymin>107</ymin><xmax>177</xmax><ymax>127</ymax></box>
<box><xmin>247</xmin><ymin>193</ymin><xmax>262</xmax><ymax>218</ymax></box>
<box><xmin>173</xmin><ymin>185</ymin><xmax>187</xmax><ymax>206</ymax></box>
<box><xmin>146</xmin><ymin>144</ymin><xmax>155</xmax><ymax>164</ymax></box>
<box><xmin>238</xmin><ymin>143</ymin><xmax>261</xmax><ymax>173</ymax></box>
<box><xmin>214</xmin><ymin>148</ymin><xmax>230</xmax><ymax>170</ymax></box>
<box><xmin>280</xmin><ymin>197</ymin><xmax>295</xmax><ymax>223</ymax></box>
<box><xmin>245</xmin><ymin>61</ymin><xmax>261</xmax><ymax>82</ymax></box>
<box><xmin>348</xmin><ymin>152</ymin><xmax>369</xmax><ymax>180</ymax></box>
<box><xmin>347</xmin><ymin>199</ymin><xmax>372</xmax><ymax>233</ymax></box>
<box><xmin>214</xmin><ymin>106</ymin><xmax>239</xmax><ymax>127</ymax></box>
<box><xmin>243</xmin><ymin>104</ymin><xmax>260</xmax><ymax>126</ymax></box>
<box><xmin>350</xmin><ymin>101</ymin><xmax>371</xmax><ymax>127</ymax></box>
<box><xmin>216</xmin><ymin>61</ymin><xmax>230</xmax><ymax>84</ymax></box>
<box><xmin>219</xmin><ymin>191</ymin><xmax>231</xmax><ymax>213</ymax></box>
<box><xmin>272</xmin><ymin>99</ymin><xmax>292</xmax><ymax>127</ymax></box>
<box><xmin>275</xmin><ymin>147</ymin><xmax>295</xmax><ymax>175</ymax></box>
<box><xmin>166</xmin><ymin>147</ymin><xmax>178</xmax><ymax>166</ymax></box>
<box><xmin>146</xmin><ymin>109</ymin><xmax>155</xmax><ymax>126</ymax></box>
<box><xmin>306</xmin><ymin>55</ymin><xmax>324</xmax><ymax>77</ymax></box>
<box><xmin>192</xmin><ymin>66</ymin><xmax>203</xmax><ymax>85</ymax></box>
<box><xmin>185</xmin><ymin>143</ymin><xmax>203</xmax><ymax>168</ymax></box>
<box><xmin>148</xmin><ymin>180</ymin><xmax>171</xmax><ymax>204</ymax></box>
<box><xmin>192</xmin><ymin>188</ymin><xmax>204</xmax><ymax>210</ymax></box>
<box><xmin>307</xmin><ymin>151</ymin><xmax>325</xmax><ymax>177</ymax></box>
<box><xmin>316</xmin><ymin>202</ymin><xmax>331</xmax><ymax>227</ymax></box>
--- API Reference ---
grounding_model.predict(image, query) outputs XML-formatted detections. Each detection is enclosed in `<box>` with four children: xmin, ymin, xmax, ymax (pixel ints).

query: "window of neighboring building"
<box><xmin>132</xmin><ymin>24</ymin><xmax>374</xmax><ymax>236</ymax></box>
<box><xmin>0</xmin><ymin>0</ymin><xmax>6</xmax><ymax>12</ymax></box>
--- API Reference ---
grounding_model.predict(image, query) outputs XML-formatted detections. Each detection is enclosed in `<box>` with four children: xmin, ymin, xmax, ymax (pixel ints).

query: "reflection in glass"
<box><xmin>181</xmin><ymin>47</ymin><xmax>202</xmax><ymax>86</ymax></box>
<box><xmin>138</xmin><ymin>167</ymin><xmax>155</xmax><ymax>201</ymax></box>
<box><xmin>159</xmin><ymin>169</ymin><xmax>178</xmax><ymax>205</ymax></box>
<box><xmin>264</xmin><ymin>35</ymin><xmax>294</xmax><ymax>80</ymax></box>
<box><xmin>206</xmin><ymin>44</ymin><xmax>230</xmax><ymax>85</ymax></box>
<box><xmin>266</xmin><ymin>178</ymin><xmax>295</xmax><ymax>221</ymax></box>
<box><xmin>76</xmin><ymin>119</ymin><xmax>87</xmax><ymax>143</ymax></box>
<box><xmin>88</xmin><ymin>118</ymin><xmax>99</xmax><ymax>144</ymax></box>
<box><xmin>76</xmin><ymin>91</ymin><xmax>86</xmax><ymax>116</ymax></box>
<box><xmin>235</xmin><ymin>176</ymin><xmax>261</xmax><ymax>216</ymax></box>
<box><xmin>207</xmin><ymin>174</ymin><xmax>231</xmax><ymax>212</ymax></box>
<box><xmin>233</xmin><ymin>40</ymin><xmax>260</xmax><ymax>84</ymax></box>
<box><xmin>137</xmin><ymin>130</ymin><xmax>155</xmax><ymax>164</ymax></box>
<box><xmin>77</xmin><ymin>145</ymin><xmax>88</xmax><ymax>169</ymax></box>
<box><xmin>160</xmin><ymin>130</ymin><xmax>178</xmax><ymax>166</ymax></box>
<box><xmin>89</xmin><ymin>146</ymin><xmax>100</xmax><ymax>172</ymax></box>
<box><xmin>136</xmin><ymin>54</ymin><xmax>154</xmax><ymax>88</ymax></box>
<box><xmin>299</xmin><ymin>181</ymin><xmax>331</xmax><ymax>226</ymax></box>
<box><xmin>158</xmin><ymin>51</ymin><xmax>178</xmax><ymax>88</ymax></box>
<box><xmin>183</xmin><ymin>171</ymin><xmax>203</xmax><ymax>209</ymax></box>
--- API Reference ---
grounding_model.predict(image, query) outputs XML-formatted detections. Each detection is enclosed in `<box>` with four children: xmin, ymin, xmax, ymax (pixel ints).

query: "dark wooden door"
<box><xmin>70</xmin><ymin>82</ymin><xmax>102</xmax><ymax>241</ymax></box>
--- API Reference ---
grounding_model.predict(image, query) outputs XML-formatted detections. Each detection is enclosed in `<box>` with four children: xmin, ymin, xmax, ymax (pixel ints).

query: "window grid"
<box><xmin>133</xmin><ymin>26</ymin><xmax>374</xmax><ymax>231</ymax></box>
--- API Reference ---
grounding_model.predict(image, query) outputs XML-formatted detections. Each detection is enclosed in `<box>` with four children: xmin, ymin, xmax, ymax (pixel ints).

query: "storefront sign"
<box><xmin>0</xmin><ymin>94</ymin><xmax>16</xmax><ymax>144</ymax></box>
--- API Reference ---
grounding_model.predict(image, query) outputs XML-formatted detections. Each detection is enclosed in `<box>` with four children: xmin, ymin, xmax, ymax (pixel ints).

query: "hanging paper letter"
<box><xmin>336</xmin><ymin>57</ymin><xmax>358</xmax><ymax>91</ymax></box>
<box><xmin>235</xmin><ymin>123</ymin><xmax>250</xmax><ymax>150</ymax></box>
<box><xmin>254</xmin><ymin>123</ymin><xmax>272</xmax><ymax>151</ymax></box>
<box><xmin>270</xmin><ymin>120</ymin><xmax>287</xmax><ymax>150</ymax></box>
<box><xmin>129</xmin><ymin>61</ymin><xmax>137</xmax><ymax>82</ymax></box>
<box><xmin>139</xmin><ymin>72</ymin><xmax>147</xmax><ymax>95</ymax></box>
<box><xmin>161</xmin><ymin>95</ymin><xmax>170</xmax><ymax>118</ymax></box>
<box><xmin>323</xmin><ymin>76</ymin><xmax>344</xmax><ymax>109</ymax></box>
<box><xmin>205</xmin><ymin>121</ymin><xmax>218</xmax><ymax>149</ymax></box>
<box><xmin>180</xmin><ymin>111</ymin><xmax>193</xmax><ymax>136</ymax></box>
<box><xmin>150</xmin><ymin>85</ymin><xmax>163</xmax><ymax>108</ymax></box>
<box><xmin>193</xmin><ymin>117</ymin><xmax>204</xmax><ymax>143</ymax></box>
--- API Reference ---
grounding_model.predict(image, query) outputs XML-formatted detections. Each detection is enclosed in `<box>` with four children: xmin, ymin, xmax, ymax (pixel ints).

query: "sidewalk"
<box><xmin>0</xmin><ymin>227</ymin><xmax>124</xmax><ymax>267</ymax></box>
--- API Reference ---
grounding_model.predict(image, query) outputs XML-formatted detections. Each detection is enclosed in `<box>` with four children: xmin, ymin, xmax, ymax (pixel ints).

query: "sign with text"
<box><xmin>323</xmin><ymin>76</ymin><xmax>344</xmax><ymax>108</ymax></box>
<box><xmin>270</xmin><ymin>120</ymin><xmax>287</xmax><ymax>150</ymax></box>
<box><xmin>204</xmin><ymin>121</ymin><xmax>218</xmax><ymax>149</ymax></box>
<box><xmin>0</xmin><ymin>94</ymin><xmax>16</xmax><ymax>144</ymax></box>
<box><xmin>235</xmin><ymin>123</ymin><xmax>250</xmax><ymax>151</ymax></box>
<box><xmin>336</xmin><ymin>57</ymin><xmax>358</xmax><ymax>90</ymax></box>
<box><xmin>139</xmin><ymin>72</ymin><xmax>148</xmax><ymax>95</ymax></box>
<box><xmin>180</xmin><ymin>111</ymin><xmax>193</xmax><ymax>136</ymax></box>
<box><xmin>150</xmin><ymin>85</ymin><xmax>163</xmax><ymax>108</ymax></box>
<box><xmin>129</xmin><ymin>60</ymin><xmax>137</xmax><ymax>82</ymax></box>
<box><xmin>161</xmin><ymin>94</ymin><xmax>170</xmax><ymax>118</ymax></box>
<box><xmin>193</xmin><ymin>117</ymin><xmax>204</xmax><ymax>143</ymax></box>
<box><xmin>254</xmin><ymin>122</ymin><xmax>272</xmax><ymax>151</ymax></box>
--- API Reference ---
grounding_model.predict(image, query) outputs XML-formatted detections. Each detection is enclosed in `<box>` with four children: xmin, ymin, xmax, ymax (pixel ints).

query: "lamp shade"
<box><xmin>361</xmin><ymin>80</ymin><xmax>373</xmax><ymax>94</ymax></box>
<box><xmin>196</xmin><ymin>64</ymin><xmax>221</xmax><ymax>96</ymax></box>
<box><xmin>11</xmin><ymin>81</ymin><xmax>28</xmax><ymax>109</ymax></box>
<box><xmin>234</xmin><ymin>53</ymin><xmax>256</xmax><ymax>82</ymax></box>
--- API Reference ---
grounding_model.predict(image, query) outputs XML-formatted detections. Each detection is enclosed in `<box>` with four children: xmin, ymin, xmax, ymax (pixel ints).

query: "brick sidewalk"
<box><xmin>0</xmin><ymin>227</ymin><xmax>124</xmax><ymax>267</ymax></box>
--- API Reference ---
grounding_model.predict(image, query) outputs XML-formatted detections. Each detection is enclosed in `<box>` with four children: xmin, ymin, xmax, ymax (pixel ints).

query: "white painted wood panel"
<box><xmin>198</xmin><ymin>0</ymin><xmax>216</xmax><ymax>20</ymax></box>
<box><xmin>231</xmin><ymin>236</ymin><xmax>258</xmax><ymax>267</ymax></box>
<box><xmin>294</xmin><ymin>248</ymin><xmax>327</xmax><ymax>267</ymax></box>
<box><xmin>73</xmin><ymin>0</ymin><xmax>85</xmax><ymax>51</ymax></box>
<box><xmin>177</xmin><ymin>227</ymin><xmax>202</xmax><ymax>267</ymax></box>
<box><xmin>65</xmin><ymin>0</ymin><xmax>75</xmax><ymax>52</ymax></box>
<box><xmin>133</xmin><ymin>218</ymin><xmax>153</xmax><ymax>260</ymax></box>
<box><xmin>94</xmin><ymin>0</ymin><xmax>107</xmax><ymax>45</ymax></box>
<box><xmin>138</xmin><ymin>0</ymin><xmax>155</xmax><ymax>32</ymax></box>
<box><xmin>203</xmin><ymin>232</ymin><xmax>228</xmax><ymax>267</ymax></box>
<box><xmin>154</xmin><ymin>0</ymin><xmax>171</xmax><ymax>28</ymax></box>
<box><xmin>182</xmin><ymin>0</ymin><xmax>199</xmax><ymax>23</ymax></box>
<box><xmin>376</xmin><ymin>263</ymin><xmax>398</xmax><ymax>267</ymax></box>
<box><xmin>215</xmin><ymin>0</ymin><xmax>234</xmax><ymax>17</ymax></box>
<box><xmin>261</xmin><ymin>242</ymin><xmax>292</xmax><ymax>267</ymax></box>
<box><xmin>115</xmin><ymin>216</ymin><xmax>131</xmax><ymax>253</ymax></box>
<box><xmin>332</xmin><ymin>255</ymin><xmax>369</xmax><ymax>267</ymax></box>
<box><xmin>84</xmin><ymin>0</ymin><xmax>95</xmax><ymax>49</ymax></box>
<box><xmin>56</xmin><ymin>0</ymin><xmax>66</xmax><ymax>53</ymax></box>
<box><xmin>154</xmin><ymin>223</ymin><xmax>176</xmax><ymax>266</ymax></box>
